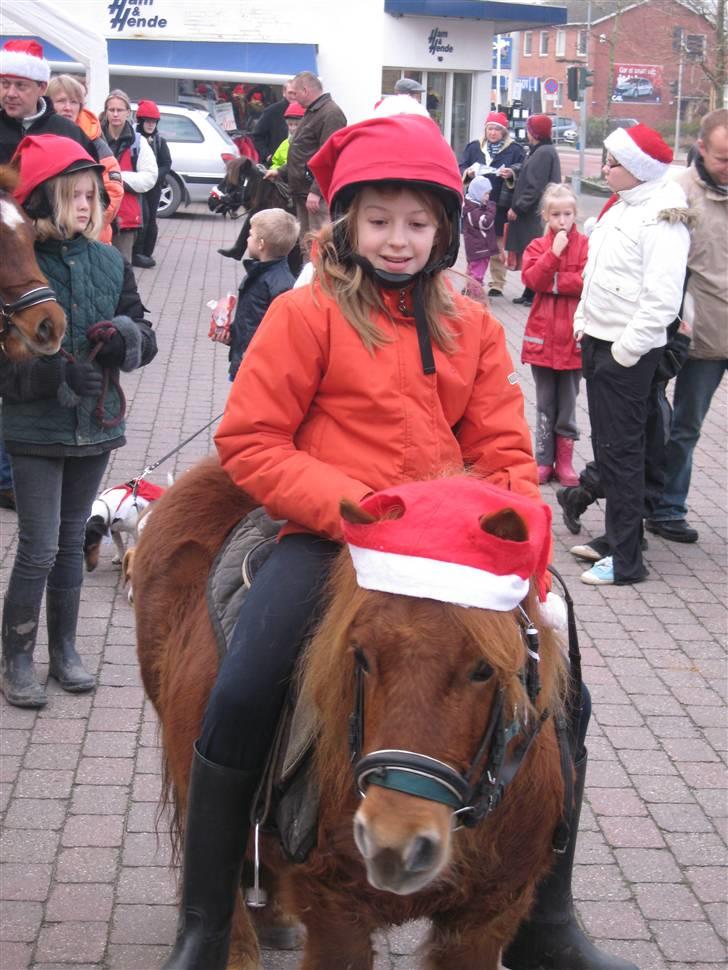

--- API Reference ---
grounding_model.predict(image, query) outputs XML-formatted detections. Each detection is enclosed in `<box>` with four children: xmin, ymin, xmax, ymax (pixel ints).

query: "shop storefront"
<box><xmin>3</xmin><ymin>0</ymin><xmax>565</xmax><ymax>155</ymax></box>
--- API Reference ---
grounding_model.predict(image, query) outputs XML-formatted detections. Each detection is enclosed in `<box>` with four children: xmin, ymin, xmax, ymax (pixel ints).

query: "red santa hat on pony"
<box><xmin>341</xmin><ymin>477</ymin><xmax>552</xmax><ymax>612</ymax></box>
<box><xmin>0</xmin><ymin>39</ymin><xmax>51</xmax><ymax>83</ymax></box>
<box><xmin>603</xmin><ymin>123</ymin><xmax>673</xmax><ymax>182</ymax></box>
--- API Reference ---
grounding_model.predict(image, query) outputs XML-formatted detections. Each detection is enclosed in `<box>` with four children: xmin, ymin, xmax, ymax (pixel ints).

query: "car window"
<box><xmin>204</xmin><ymin>113</ymin><xmax>237</xmax><ymax>147</ymax></box>
<box><xmin>158</xmin><ymin>114</ymin><xmax>204</xmax><ymax>143</ymax></box>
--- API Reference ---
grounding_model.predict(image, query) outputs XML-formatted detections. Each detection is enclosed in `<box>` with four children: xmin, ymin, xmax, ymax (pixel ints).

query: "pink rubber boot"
<box><xmin>555</xmin><ymin>437</ymin><xmax>579</xmax><ymax>486</ymax></box>
<box><xmin>538</xmin><ymin>465</ymin><xmax>554</xmax><ymax>485</ymax></box>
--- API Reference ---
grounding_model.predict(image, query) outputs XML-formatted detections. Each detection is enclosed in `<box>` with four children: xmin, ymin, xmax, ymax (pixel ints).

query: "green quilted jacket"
<box><xmin>1</xmin><ymin>235</ymin><xmax>156</xmax><ymax>456</ymax></box>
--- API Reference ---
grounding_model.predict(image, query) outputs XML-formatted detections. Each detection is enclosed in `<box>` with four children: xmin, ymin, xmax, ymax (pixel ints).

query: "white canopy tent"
<box><xmin>2</xmin><ymin>0</ymin><xmax>109</xmax><ymax>113</ymax></box>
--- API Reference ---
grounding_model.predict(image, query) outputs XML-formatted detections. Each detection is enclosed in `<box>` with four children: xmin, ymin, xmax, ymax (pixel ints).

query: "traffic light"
<box><xmin>685</xmin><ymin>34</ymin><xmax>705</xmax><ymax>60</ymax></box>
<box><xmin>672</xmin><ymin>26</ymin><xmax>684</xmax><ymax>53</ymax></box>
<box><xmin>669</xmin><ymin>80</ymin><xmax>679</xmax><ymax>96</ymax></box>
<box><xmin>567</xmin><ymin>65</ymin><xmax>580</xmax><ymax>102</ymax></box>
<box><xmin>578</xmin><ymin>67</ymin><xmax>595</xmax><ymax>90</ymax></box>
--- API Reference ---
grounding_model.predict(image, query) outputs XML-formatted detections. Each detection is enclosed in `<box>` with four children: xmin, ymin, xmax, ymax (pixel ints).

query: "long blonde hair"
<box><xmin>34</xmin><ymin>171</ymin><xmax>103</xmax><ymax>242</ymax></box>
<box><xmin>540</xmin><ymin>182</ymin><xmax>578</xmax><ymax>219</ymax></box>
<box><xmin>314</xmin><ymin>185</ymin><xmax>457</xmax><ymax>354</ymax></box>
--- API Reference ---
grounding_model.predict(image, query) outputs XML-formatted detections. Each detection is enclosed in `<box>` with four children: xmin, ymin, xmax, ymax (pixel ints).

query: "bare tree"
<box><xmin>601</xmin><ymin>0</ymin><xmax>627</xmax><ymax>164</ymax></box>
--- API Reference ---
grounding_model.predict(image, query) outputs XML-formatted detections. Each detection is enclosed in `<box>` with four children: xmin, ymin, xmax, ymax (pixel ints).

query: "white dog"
<box><xmin>84</xmin><ymin>478</ymin><xmax>166</xmax><ymax>572</ymax></box>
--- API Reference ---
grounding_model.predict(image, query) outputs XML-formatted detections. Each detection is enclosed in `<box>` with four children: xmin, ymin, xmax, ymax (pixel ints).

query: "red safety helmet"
<box><xmin>12</xmin><ymin>134</ymin><xmax>103</xmax><ymax>207</ymax></box>
<box><xmin>136</xmin><ymin>99</ymin><xmax>161</xmax><ymax>120</ymax></box>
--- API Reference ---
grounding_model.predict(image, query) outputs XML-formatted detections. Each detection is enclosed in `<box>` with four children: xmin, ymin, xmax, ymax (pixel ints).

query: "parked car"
<box><xmin>133</xmin><ymin>103</ymin><xmax>239</xmax><ymax>217</ymax></box>
<box><xmin>614</xmin><ymin>77</ymin><xmax>654</xmax><ymax>100</ymax></box>
<box><xmin>606</xmin><ymin>117</ymin><xmax>639</xmax><ymax>134</ymax></box>
<box><xmin>547</xmin><ymin>115</ymin><xmax>578</xmax><ymax>144</ymax></box>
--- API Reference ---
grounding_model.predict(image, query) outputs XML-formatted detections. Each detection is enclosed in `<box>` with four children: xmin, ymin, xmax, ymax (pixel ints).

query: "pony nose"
<box><xmin>36</xmin><ymin>318</ymin><xmax>53</xmax><ymax>343</ymax></box>
<box><xmin>403</xmin><ymin>833</ymin><xmax>440</xmax><ymax>873</ymax></box>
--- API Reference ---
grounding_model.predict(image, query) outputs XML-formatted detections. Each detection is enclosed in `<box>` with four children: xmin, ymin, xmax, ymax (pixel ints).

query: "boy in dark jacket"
<box><xmin>228</xmin><ymin>207</ymin><xmax>299</xmax><ymax>379</ymax></box>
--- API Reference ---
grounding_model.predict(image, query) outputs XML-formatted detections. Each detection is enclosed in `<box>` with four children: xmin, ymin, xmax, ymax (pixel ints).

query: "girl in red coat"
<box><xmin>521</xmin><ymin>184</ymin><xmax>588</xmax><ymax>486</ymax></box>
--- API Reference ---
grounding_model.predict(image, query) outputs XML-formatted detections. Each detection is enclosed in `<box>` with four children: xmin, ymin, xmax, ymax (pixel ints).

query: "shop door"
<box><xmin>451</xmin><ymin>74</ymin><xmax>472</xmax><ymax>159</ymax></box>
<box><xmin>425</xmin><ymin>71</ymin><xmax>446</xmax><ymax>132</ymax></box>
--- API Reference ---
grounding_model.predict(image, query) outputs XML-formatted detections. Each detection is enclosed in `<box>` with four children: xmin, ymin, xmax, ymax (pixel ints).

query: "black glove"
<box><xmin>93</xmin><ymin>331</ymin><xmax>126</xmax><ymax>367</ymax></box>
<box><xmin>65</xmin><ymin>361</ymin><xmax>103</xmax><ymax>397</ymax></box>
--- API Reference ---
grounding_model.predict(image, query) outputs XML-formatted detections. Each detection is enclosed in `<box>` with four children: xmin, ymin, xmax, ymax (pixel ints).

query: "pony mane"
<box><xmin>301</xmin><ymin>552</ymin><xmax>567</xmax><ymax>809</ymax></box>
<box><xmin>0</xmin><ymin>165</ymin><xmax>19</xmax><ymax>194</ymax></box>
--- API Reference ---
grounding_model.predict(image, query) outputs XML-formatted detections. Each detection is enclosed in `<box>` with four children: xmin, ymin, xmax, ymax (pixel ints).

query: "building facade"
<box><xmin>514</xmin><ymin>0</ymin><xmax>716</xmax><ymax>127</ymax></box>
<box><xmin>2</xmin><ymin>0</ymin><xmax>566</xmax><ymax>157</ymax></box>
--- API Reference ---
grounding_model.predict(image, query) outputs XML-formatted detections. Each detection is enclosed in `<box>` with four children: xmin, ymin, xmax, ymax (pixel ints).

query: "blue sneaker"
<box><xmin>581</xmin><ymin>556</ymin><xmax>614</xmax><ymax>585</ymax></box>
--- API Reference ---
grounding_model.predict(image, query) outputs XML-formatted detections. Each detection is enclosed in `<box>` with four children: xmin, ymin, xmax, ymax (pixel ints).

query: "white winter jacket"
<box><xmin>121</xmin><ymin>134</ymin><xmax>157</xmax><ymax>194</ymax></box>
<box><xmin>574</xmin><ymin>177</ymin><xmax>690</xmax><ymax>368</ymax></box>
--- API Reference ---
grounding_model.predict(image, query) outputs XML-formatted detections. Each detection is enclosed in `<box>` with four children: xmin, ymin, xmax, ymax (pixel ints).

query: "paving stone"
<box><xmin>55</xmin><ymin>847</ymin><xmax>119</xmax><ymax>883</ymax></box>
<box><xmin>686</xmin><ymin>866</ymin><xmax>728</xmax><ymax>904</ymax></box>
<box><xmin>69</xmin><ymin>784</ymin><xmax>129</xmax><ymax>815</ymax></box>
<box><xmin>13</xmin><ymin>769</ymin><xmax>74</xmax><ymax>800</ymax></box>
<box><xmin>649</xmin><ymin>802</ymin><xmax>715</xmax><ymax>833</ymax></box>
<box><xmin>0</xmin><ymin>864</ymin><xmax>52</xmax><ymax>902</ymax></box>
<box><xmin>634</xmin><ymin>882</ymin><xmax>705</xmax><ymax>920</ymax></box>
<box><xmin>629</xmin><ymin>774</ymin><xmax>694</xmax><ymax>803</ymax></box>
<box><xmin>651</xmin><ymin>919</ymin><xmax>726</xmax><ymax>962</ymax></box>
<box><xmin>578</xmin><ymin>900</ymin><xmax>650</xmax><ymax>939</ymax></box>
<box><xmin>109</xmin><ymin>903</ymin><xmax>177</xmax><ymax>944</ymax></box>
<box><xmin>62</xmin><ymin>814</ymin><xmax>124</xmax><ymax>848</ymax></box>
<box><xmin>599</xmin><ymin>816</ymin><xmax>665</xmax><ymax>849</ymax></box>
<box><xmin>3</xmin><ymin>798</ymin><xmax>67</xmax><ymax>830</ymax></box>
<box><xmin>34</xmin><ymin>921</ymin><xmax>108</xmax><ymax>964</ymax></box>
<box><xmin>106</xmin><ymin>944</ymin><xmax>169</xmax><ymax>969</ymax></box>
<box><xmin>23</xmin><ymin>743</ymin><xmax>82</xmax><ymax>771</ymax></box>
<box><xmin>75</xmin><ymin>756</ymin><xmax>135</xmax><ymax>786</ymax></box>
<box><xmin>614</xmin><ymin>848</ymin><xmax>683</xmax><ymax>882</ymax></box>
<box><xmin>0</xmin><ymin>941</ymin><xmax>32</xmax><ymax>970</ymax></box>
<box><xmin>588</xmin><ymin>788</ymin><xmax>647</xmax><ymax>817</ymax></box>
<box><xmin>45</xmin><ymin>883</ymin><xmax>114</xmax><ymax>923</ymax></box>
<box><xmin>0</xmin><ymin>829</ymin><xmax>60</xmax><ymax>864</ymax></box>
<box><xmin>116</xmin><ymin>866</ymin><xmax>177</xmax><ymax>905</ymax></box>
<box><xmin>663</xmin><ymin>831</ymin><xmax>728</xmax><ymax>866</ymax></box>
<box><xmin>0</xmin><ymin>900</ymin><xmax>44</xmax><ymax>942</ymax></box>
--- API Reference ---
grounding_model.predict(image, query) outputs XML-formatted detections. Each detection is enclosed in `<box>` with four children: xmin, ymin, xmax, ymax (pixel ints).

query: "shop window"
<box><xmin>451</xmin><ymin>73</ymin><xmax>472</xmax><ymax>159</ymax></box>
<box><xmin>576</xmin><ymin>29</ymin><xmax>588</xmax><ymax>57</ymax></box>
<box><xmin>523</xmin><ymin>32</ymin><xmax>533</xmax><ymax>56</ymax></box>
<box><xmin>555</xmin><ymin>30</ymin><xmax>566</xmax><ymax>57</ymax></box>
<box><xmin>540</xmin><ymin>32</ymin><xmax>549</xmax><ymax>56</ymax></box>
<box><xmin>426</xmin><ymin>71</ymin><xmax>446</xmax><ymax>132</ymax></box>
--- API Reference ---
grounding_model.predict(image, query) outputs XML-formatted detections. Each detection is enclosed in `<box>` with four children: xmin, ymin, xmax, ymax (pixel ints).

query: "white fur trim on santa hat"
<box><xmin>348</xmin><ymin>545</ymin><xmax>529</xmax><ymax>611</ymax></box>
<box><xmin>0</xmin><ymin>43</ymin><xmax>50</xmax><ymax>84</ymax></box>
<box><xmin>604</xmin><ymin>125</ymin><xmax>670</xmax><ymax>182</ymax></box>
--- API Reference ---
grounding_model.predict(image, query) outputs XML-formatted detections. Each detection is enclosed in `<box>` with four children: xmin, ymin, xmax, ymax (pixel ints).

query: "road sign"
<box><xmin>543</xmin><ymin>77</ymin><xmax>559</xmax><ymax>95</ymax></box>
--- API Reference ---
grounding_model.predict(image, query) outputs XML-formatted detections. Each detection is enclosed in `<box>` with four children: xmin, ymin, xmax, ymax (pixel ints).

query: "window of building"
<box><xmin>556</xmin><ymin>81</ymin><xmax>565</xmax><ymax>107</ymax></box>
<box><xmin>555</xmin><ymin>29</ymin><xmax>566</xmax><ymax>57</ymax></box>
<box><xmin>523</xmin><ymin>32</ymin><xmax>533</xmax><ymax>56</ymax></box>
<box><xmin>540</xmin><ymin>32</ymin><xmax>549</xmax><ymax>55</ymax></box>
<box><xmin>576</xmin><ymin>29</ymin><xmax>588</xmax><ymax>57</ymax></box>
<box><xmin>381</xmin><ymin>68</ymin><xmax>424</xmax><ymax>95</ymax></box>
<box><xmin>451</xmin><ymin>73</ymin><xmax>472</xmax><ymax>159</ymax></box>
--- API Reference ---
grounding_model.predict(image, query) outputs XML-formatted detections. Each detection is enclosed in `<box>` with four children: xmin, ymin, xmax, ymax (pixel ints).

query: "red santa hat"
<box><xmin>485</xmin><ymin>111</ymin><xmax>509</xmax><ymax>130</ymax></box>
<box><xmin>603</xmin><ymin>123</ymin><xmax>673</xmax><ymax>181</ymax></box>
<box><xmin>341</xmin><ymin>477</ymin><xmax>552</xmax><ymax>611</ymax></box>
<box><xmin>1</xmin><ymin>39</ymin><xmax>51</xmax><ymax>84</ymax></box>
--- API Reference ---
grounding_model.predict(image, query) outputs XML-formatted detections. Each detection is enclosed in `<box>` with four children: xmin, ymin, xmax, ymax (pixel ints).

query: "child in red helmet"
<box><xmin>132</xmin><ymin>99</ymin><xmax>171</xmax><ymax>268</ymax></box>
<box><xmin>0</xmin><ymin>134</ymin><xmax>157</xmax><ymax>710</ymax></box>
<box><xmin>161</xmin><ymin>113</ymin><xmax>635</xmax><ymax>970</ymax></box>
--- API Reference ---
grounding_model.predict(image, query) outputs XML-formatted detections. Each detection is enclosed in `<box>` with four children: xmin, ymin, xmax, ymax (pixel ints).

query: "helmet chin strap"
<box><xmin>350</xmin><ymin>255</ymin><xmax>435</xmax><ymax>375</ymax></box>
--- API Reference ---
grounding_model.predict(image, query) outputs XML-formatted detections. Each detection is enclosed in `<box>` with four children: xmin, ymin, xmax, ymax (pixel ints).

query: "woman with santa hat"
<box><xmin>504</xmin><ymin>113</ymin><xmax>561</xmax><ymax>306</ymax></box>
<box><xmin>459</xmin><ymin>110</ymin><xmax>526</xmax><ymax>297</ymax></box>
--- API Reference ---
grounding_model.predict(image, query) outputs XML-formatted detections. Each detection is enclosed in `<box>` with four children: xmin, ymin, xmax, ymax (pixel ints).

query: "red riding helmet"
<box><xmin>12</xmin><ymin>134</ymin><xmax>103</xmax><ymax>207</ymax></box>
<box><xmin>136</xmin><ymin>99</ymin><xmax>161</xmax><ymax>121</ymax></box>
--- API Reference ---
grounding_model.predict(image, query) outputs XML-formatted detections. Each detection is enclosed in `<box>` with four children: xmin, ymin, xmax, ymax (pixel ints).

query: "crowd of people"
<box><xmin>1</xmin><ymin>34</ymin><xmax>726</xmax><ymax>970</ymax></box>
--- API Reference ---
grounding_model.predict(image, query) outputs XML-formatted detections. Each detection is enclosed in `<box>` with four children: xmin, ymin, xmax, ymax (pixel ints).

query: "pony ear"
<box><xmin>340</xmin><ymin>499</ymin><xmax>378</xmax><ymax>525</ymax></box>
<box><xmin>479</xmin><ymin>508</ymin><xmax>529</xmax><ymax>543</ymax></box>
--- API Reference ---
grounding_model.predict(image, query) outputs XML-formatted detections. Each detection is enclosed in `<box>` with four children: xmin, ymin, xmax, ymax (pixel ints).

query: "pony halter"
<box><xmin>0</xmin><ymin>285</ymin><xmax>59</xmax><ymax>348</ymax></box>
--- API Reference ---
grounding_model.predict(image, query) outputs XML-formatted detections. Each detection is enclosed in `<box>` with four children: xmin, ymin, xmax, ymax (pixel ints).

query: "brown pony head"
<box><xmin>0</xmin><ymin>165</ymin><xmax>66</xmax><ymax>360</ymax></box>
<box><xmin>302</xmin><ymin>495</ymin><xmax>565</xmax><ymax>897</ymax></box>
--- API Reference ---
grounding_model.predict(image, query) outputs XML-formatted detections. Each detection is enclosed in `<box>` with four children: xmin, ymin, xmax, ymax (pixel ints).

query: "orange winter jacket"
<box><xmin>77</xmin><ymin>108</ymin><xmax>123</xmax><ymax>244</ymax></box>
<box><xmin>215</xmin><ymin>281</ymin><xmax>539</xmax><ymax>541</ymax></box>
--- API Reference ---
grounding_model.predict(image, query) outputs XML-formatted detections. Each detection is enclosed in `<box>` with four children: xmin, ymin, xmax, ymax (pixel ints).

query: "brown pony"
<box><xmin>0</xmin><ymin>166</ymin><xmax>66</xmax><ymax>360</ymax></box>
<box><xmin>134</xmin><ymin>459</ymin><xmax>569</xmax><ymax>970</ymax></box>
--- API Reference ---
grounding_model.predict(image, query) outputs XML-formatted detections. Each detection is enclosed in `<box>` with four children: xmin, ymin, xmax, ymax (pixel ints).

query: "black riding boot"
<box><xmin>47</xmin><ymin>587</ymin><xmax>95</xmax><ymax>693</ymax></box>
<box><xmin>217</xmin><ymin>225</ymin><xmax>247</xmax><ymax>261</ymax></box>
<box><xmin>556</xmin><ymin>485</ymin><xmax>595</xmax><ymax>536</ymax></box>
<box><xmin>503</xmin><ymin>752</ymin><xmax>637</xmax><ymax>970</ymax></box>
<box><xmin>1</xmin><ymin>593</ymin><xmax>46</xmax><ymax>708</ymax></box>
<box><xmin>162</xmin><ymin>744</ymin><xmax>257</xmax><ymax>970</ymax></box>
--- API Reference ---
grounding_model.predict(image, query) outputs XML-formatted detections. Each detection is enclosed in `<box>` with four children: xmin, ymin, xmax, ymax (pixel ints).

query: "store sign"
<box><xmin>428</xmin><ymin>28</ymin><xmax>454</xmax><ymax>59</ymax></box>
<box><xmin>108</xmin><ymin>0</ymin><xmax>169</xmax><ymax>33</ymax></box>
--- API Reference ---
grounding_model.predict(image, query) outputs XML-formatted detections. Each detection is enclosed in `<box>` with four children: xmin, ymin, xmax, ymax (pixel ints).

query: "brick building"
<box><xmin>514</xmin><ymin>0</ymin><xmax>715</xmax><ymax>127</ymax></box>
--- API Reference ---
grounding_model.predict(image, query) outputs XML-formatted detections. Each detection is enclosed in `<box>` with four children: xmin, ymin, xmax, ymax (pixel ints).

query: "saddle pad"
<box><xmin>206</xmin><ymin>507</ymin><xmax>282</xmax><ymax>657</ymax></box>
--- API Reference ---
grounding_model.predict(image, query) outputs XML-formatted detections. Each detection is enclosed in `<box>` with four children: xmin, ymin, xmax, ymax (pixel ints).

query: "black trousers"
<box><xmin>134</xmin><ymin>185</ymin><xmax>163</xmax><ymax>258</ymax></box>
<box><xmin>582</xmin><ymin>336</ymin><xmax>662</xmax><ymax>583</ymax></box>
<box><xmin>198</xmin><ymin>533</ymin><xmax>340</xmax><ymax>771</ymax></box>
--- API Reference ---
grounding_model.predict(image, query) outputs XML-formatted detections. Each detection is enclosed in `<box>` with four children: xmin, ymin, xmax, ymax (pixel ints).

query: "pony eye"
<box><xmin>353</xmin><ymin>645</ymin><xmax>370</xmax><ymax>674</ymax></box>
<box><xmin>470</xmin><ymin>660</ymin><xmax>494</xmax><ymax>683</ymax></box>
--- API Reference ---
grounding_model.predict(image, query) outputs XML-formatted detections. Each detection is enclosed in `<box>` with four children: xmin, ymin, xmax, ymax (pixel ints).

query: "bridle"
<box><xmin>0</xmin><ymin>284</ymin><xmax>59</xmax><ymax>353</ymax></box>
<box><xmin>349</xmin><ymin>567</ymin><xmax>582</xmax><ymax>847</ymax></box>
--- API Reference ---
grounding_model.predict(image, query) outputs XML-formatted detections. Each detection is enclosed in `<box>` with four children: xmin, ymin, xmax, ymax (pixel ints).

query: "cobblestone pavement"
<box><xmin>1</xmin><ymin>202</ymin><xmax>726</xmax><ymax>970</ymax></box>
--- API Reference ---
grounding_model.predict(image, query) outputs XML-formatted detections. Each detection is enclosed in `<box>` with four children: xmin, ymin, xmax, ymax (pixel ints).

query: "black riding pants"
<box><xmin>582</xmin><ymin>336</ymin><xmax>662</xmax><ymax>582</ymax></box>
<box><xmin>198</xmin><ymin>533</ymin><xmax>340</xmax><ymax>772</ymax></box>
